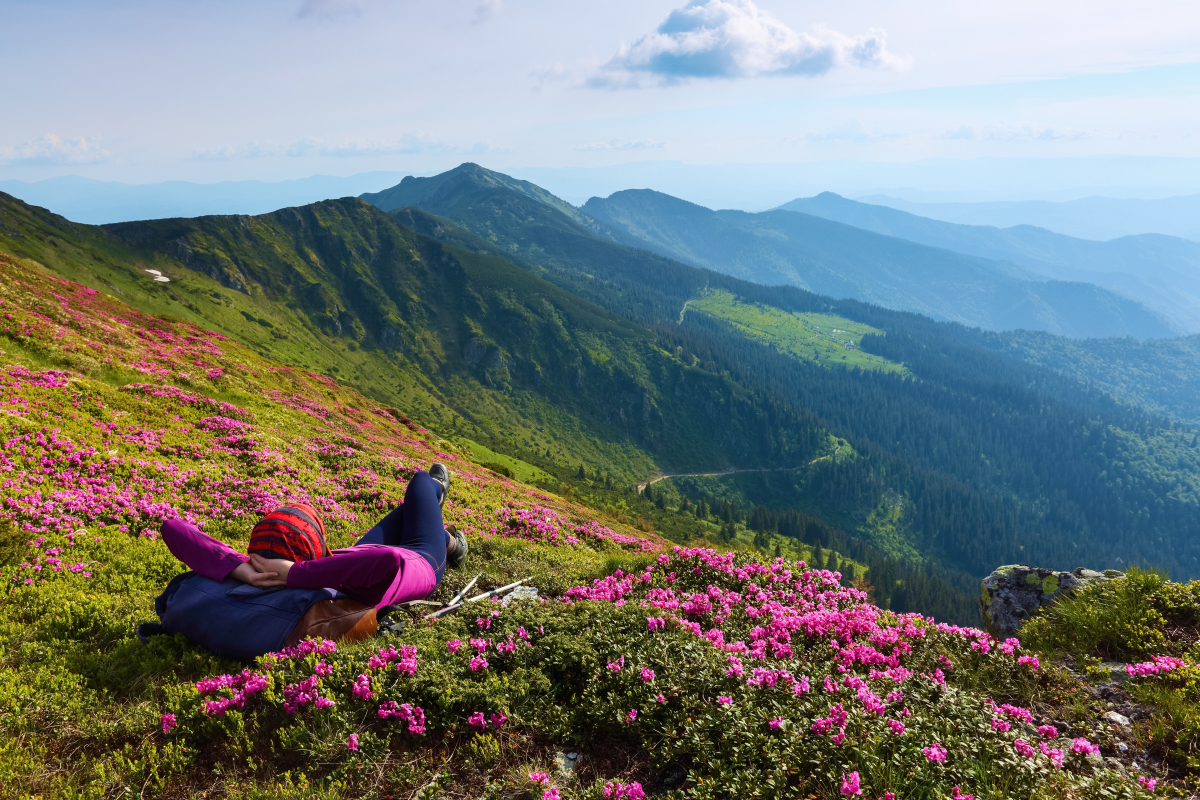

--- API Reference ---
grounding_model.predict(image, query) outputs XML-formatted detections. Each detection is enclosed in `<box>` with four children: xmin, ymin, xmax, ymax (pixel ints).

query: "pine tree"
<box><xmin>812</xmin><ymin>543</ymin><xmax>824</xmax><ymax>568</ymax></box>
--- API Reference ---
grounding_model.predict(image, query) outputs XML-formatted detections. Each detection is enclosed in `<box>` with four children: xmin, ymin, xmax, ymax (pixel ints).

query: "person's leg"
<box><xmin>354</xmin><ymin>504</ymin><xmax>403</xmax><ymax>547</ymax></box>
<box><xmin>396</xmin><ymin>471</ymin><xmax>448</xmax><ymax>583</ymax></box>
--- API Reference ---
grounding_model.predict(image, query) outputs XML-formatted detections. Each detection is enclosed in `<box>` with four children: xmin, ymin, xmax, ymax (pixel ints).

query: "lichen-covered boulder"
<box><xmin>980</xmin><ymin>565</ymin><xmax>1124</xmax><ymax>639</ymax></box>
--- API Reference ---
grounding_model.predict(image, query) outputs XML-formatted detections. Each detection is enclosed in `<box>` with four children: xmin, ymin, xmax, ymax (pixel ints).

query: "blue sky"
<box><xmin>2</xmin><ymin>0</ymin><xmax>1198</xmax><ymax>192</ymax></box>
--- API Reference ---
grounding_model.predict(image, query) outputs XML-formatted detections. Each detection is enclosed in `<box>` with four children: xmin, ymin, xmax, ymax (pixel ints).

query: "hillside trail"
<box><xmin>678</xmin><ymin>299</ymin><xmax>692</xmax><ymax>324</ymax></box>
<box><xmin>637</xmin><ymin>444</ymin><xmax>842</xmax><ymax>493</ymax></box>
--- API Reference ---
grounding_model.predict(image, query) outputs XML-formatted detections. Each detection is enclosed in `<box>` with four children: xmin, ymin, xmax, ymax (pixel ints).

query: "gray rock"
<box><xmin>1098</xmin><ymin>662</ymin><xmax>1130</xmax><ymax>685</ymax></box>
<box><xmin>1104</xmin><ymin>711</ymin><xmax>1131</xmax><ymax>726</ymax></box>
<box><xmin>502</xmin><ymin>585</ymin><xmax>539</xmax><ymax>606</ymax></box>
<box><xmin>980</xmin><ymin>565</ymin><xmax>1123</xmax><ymax>639</ymax></box>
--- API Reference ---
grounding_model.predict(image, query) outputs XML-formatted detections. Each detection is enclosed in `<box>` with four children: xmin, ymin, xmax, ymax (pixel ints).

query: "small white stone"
<box><xmin>1103</xmin><ymin>711</ymin><xmax>1131</xmax><ymax>726</ymax></box>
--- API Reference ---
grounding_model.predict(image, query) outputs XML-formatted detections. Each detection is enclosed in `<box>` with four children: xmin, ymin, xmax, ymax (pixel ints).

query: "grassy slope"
<box><xmin>0</xmin><ymin>191</ymin><xmax>829</xmax><ymax>487</ymax></box>
<box><xmin>686</xmin><ymin>289</ymin><xmax>908</xmax><ymax>376</ymax></box>
<box><xmin>0</xmin><ymin>255</ymin><xmax>1174</xmax><ymax>799</ymax></box>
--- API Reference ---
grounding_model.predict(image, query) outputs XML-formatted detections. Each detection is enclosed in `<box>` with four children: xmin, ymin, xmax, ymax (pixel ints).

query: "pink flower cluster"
<box><xmin>1125</xmin><ymin>656</ymin><xmax>1187</xmax><ymax>676</ymax></box>
<box><xmin>467</xmin><ymin>711</ymin><xmax>507</xmax><ymax>731</ymax></box>
<box><xmin>378</xmin><ymin>701</ymin><xmax>427</xmax><ymax>734</ymax></box>
<box><xmin>196</xmin><ymin>669</ymin><xmax>269</xmax><ymax>717</ymax></box>
<box><xmin>602</xmin><ymin>780</ymin><xmax>646</xmax><ymax>799</ymax></box>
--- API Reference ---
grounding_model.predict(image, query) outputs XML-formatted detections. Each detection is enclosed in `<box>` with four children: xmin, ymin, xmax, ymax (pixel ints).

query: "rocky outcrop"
<box><xmin>980</xmin><ymin>565</ymin><xmax>1124</xmax><ymax>639</ymax></box>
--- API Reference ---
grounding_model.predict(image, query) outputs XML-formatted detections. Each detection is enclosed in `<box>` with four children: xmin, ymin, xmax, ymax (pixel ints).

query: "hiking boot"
<box><xmin>429</xmin><ymin>462</ymin><xmax>451</xmax><ymax>506</ymax></box>
<box><xmin>448</xmin><ymin>524</ymin><xmax>468</xmax><ymax>570</ymax></box>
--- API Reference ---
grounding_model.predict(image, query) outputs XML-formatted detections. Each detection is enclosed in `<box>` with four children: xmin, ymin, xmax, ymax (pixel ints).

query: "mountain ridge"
<box><xmin>781</xmin><ymin>192</ymin><xmax>1200</xmax><ymax>333</ymax></box>
<box><xmin>582</xmin><ymin>188</ymin><xmax>1174</xmax><ymax>339</ymax></box>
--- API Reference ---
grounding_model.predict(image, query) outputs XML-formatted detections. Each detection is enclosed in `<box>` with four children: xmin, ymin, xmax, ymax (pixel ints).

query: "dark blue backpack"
<box><xmin>153</xmin><ymin>571</ymin><xmax>336</xmax><ymax>661</ymax></box>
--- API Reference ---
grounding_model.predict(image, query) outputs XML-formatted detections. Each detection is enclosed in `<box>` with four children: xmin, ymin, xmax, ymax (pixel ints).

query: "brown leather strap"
<box><xmin>285</xmin><ymin>597</ymin><xmax>378</xmax><ymax>647</ymax></box>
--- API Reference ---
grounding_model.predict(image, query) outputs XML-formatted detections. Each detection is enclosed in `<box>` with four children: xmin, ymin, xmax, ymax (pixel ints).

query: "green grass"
<box><xmin>455</xmin><ymin>437</ymin><xmax>554</xmax><ymax>485</ymax></box>
<box><xmin>688</xmin><ymin>289</ymin><xmax>909</xmax><ymax>376</ymax></box>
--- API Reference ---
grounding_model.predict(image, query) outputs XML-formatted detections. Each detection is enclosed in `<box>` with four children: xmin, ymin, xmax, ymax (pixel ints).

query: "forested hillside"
<box><xmin>361</xmin><ymin>165</ymin><xmax>1200</xmax><ymax>585</ymax></box>
<box><xmin>580</xmin><ymin>187</ymin><xmax>1173</xmax><ymax>338</ymax></box>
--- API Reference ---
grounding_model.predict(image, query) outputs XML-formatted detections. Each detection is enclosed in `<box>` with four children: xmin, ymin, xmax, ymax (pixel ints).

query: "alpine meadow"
<box><xmin>5</xmin><ymin>1</ymin><xmax>1200</xmax><ymax>798</ymax></box>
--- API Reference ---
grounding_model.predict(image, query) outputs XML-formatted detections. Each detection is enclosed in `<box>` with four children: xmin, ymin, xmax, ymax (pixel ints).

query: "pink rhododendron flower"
<box><xmin>160</xmin><ymin>713</ymin><xmax>176</xmax><ymax>734</ymax></box>
<box><xmin>1014</xmin><ymin>739</ymin><xmax>1036</xmax><ymax>758</ymax></box>
<box><xmin>1139</xmin><ymin>776</ymin><xmax>1157</xmax><ymax>791</ymax></box>
<box><xmin>346</xmin><ymin>733</ymin><xmax>359</xmax><ymax>751</ymax></box>
<box><xmin>716</xmin><ymin>695</ymin><xmax>732</xmax><ymax>705</ymax></box>
<box><xmin>489</xmin><ymin>711</ymin><xmax>507</xmax><ymax>729</ymax></box>
<box><xmin>468</xmin><ymin>712</ymin><xmax>487</xmax><ymax>730</ymax></box>
<box><xmin>608</xmin><ymin>656</ymin><xmax>625</xmax><ymax>672</ymax></box>
<box><xmin>447</xmin><ymin>639</ymin><xmax>462</xmax><ymax>654</ymax></box>
<box><xmin>1036</xmin><ymin>725</ymin><xmax>1058</xmax><ymax>738</ymax></box>
<box><xmin>887</xmin><ymin>719</ymin><xmax>906</xmax><ymax>735</ymax></box>
<box><xmin>768</xmin><ymin>717</ymin><xmax>783</xmax><ymax>731</ymax></box>
<box><xmin>840</xmin><ymin>771</ymin><xmax>862</xmax><ymax>796</ymax></box>
<box><xmin>1070</xmin><ymin>737</ymin><xmax>1099</xmax><ymax>755</ymax></box>
<box><xmin>924</xmin><ymin>743</ymin><xmax>948</xmax><ymax>763</ymax></box>
<box><xmin>626</xmin><ymin>708</ymin><xmax>638</xmax><ymax>723</ymax></box>
<box><xmin>655</xmin><ymin>693</ymin><xmax>666</xmax><ymax>703</ymax></box>
<box><xmin>529</xmin><ymin>771</ymin><xmax>550</xmax><ymax>785</ymax></box>
<box><xmin>543</xmin><ymin>789</ymin><xmax>561</xmax><ymax>800</ymax></box>
<box><xmin>469</xmin><ymin>656</ymin><xmax>489</xmax><ymax>672</ymax></box>
<box><xmin>951</xmin><ymin>787</ymin><xmax>974</xmax><ymax>800</ymax></box>
<box><xmin>641</xmin><ymin>667</ymin><xmax>655</xmax><ymax>683</ymax></box>
<box><xmin>1017</xmin><ymin>655</ymin><xmax>1039</xmax><ymax>669</ymax></box>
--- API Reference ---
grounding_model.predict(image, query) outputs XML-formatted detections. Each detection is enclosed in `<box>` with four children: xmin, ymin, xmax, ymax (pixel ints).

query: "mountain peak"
<box><xmin>364</xmin><ymin>162</ymin><xmax>585</xmax><ymax>224</ymax></box>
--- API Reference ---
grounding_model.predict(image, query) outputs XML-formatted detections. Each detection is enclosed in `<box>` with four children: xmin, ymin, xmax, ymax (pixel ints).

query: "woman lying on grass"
<box><xmin>144</xmin><ymin>465</ymin><xmax>466</xmax><ymax>659</ymax></box>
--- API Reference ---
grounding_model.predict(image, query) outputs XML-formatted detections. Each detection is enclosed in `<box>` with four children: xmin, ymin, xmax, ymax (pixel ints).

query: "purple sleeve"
<box><xmin>287</xmin><ymin>546</ymin><xmax>436</xmax><ymax>607</ymax></box>
<box><xmin>160</xmin><ymin>519</ymin><xmax>249</xmax><ymax>582</ymax></box>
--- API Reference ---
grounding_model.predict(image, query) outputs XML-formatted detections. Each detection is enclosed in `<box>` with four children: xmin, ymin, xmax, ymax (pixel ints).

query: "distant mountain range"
<box><xmin>857</xmin><ymin>193</ymin><xmax>1200</xmax><ymax>242</ymax></box>
<box><xmin>782</xmin><ymin>192</ymin><xmax>1200</xmax><ymax>334</ymax></box>
<box><xmin>580</xmin><ymin>188</ymin><xmax>1173</xmax><ymax>339</ymax></box>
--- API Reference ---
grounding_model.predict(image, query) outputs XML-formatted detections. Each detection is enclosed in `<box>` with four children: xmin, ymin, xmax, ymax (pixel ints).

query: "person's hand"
<box><xmin>249</xmin><ymin>553</ymin><xmax>294</xmax><ymax>586</ymax></box>
<box><xmin>229</xmin><ymin>561</ymin><xmax>286</xmax><ymax>588</ymax></box>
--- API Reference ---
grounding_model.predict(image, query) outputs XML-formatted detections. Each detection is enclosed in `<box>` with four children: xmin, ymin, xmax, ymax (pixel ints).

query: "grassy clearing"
<box><xmin>456</xmin><ymin>437</ymin><xmax>555</xmax><ymax>485</ymax></box>
<box><xmin>688</xmin><ymin>289</ymin><xmax>909</xmax><ymax>376</ymax></box>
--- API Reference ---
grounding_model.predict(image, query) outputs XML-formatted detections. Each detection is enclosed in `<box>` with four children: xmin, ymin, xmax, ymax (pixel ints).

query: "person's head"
<box><xmin>249</xmin><ymin>503</ymin><xmax>330</xmax><ymax>563</ymax></box>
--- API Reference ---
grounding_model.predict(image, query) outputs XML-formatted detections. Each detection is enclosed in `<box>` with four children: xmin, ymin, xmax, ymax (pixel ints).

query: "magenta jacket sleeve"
<box><xmin>160</xmin><ymin>519</ymin><xmax>249</xmax><ymax>582</ymax></box>
<box><xmin>286</xmin><ymin>545</ymin><xmax>437</xmax><ymax>608</ymax></box>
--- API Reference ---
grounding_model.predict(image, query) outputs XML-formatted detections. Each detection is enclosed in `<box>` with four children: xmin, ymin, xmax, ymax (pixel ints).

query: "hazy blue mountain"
<box><xmin>856</xmin><ymin>193</ymin><xmax>1200</xmax><ymax>242</ymax></box>
<box><xmin>0</xmin><ymin>172</ymin><xmax>410</xmax><ymax>224</ymax></box>
<box><xmin>582</xmin><ymin>188</ymin><xmax>1174</xmax><ymax>339</ymax></box>
<box><xmin>780</xmin><ymin>192</ymin><xmax>1200</xmax><ymax>333</ymax></box>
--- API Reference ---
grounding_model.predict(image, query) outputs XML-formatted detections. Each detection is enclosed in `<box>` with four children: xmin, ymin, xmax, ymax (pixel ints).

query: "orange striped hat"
<box><xmin>248</xmin><ymin>503</ymin><xmax>330</xmax><ymax>562</ymax></box>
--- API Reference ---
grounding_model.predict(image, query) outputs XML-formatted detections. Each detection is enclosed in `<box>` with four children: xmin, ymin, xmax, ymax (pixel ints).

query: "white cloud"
<box><xmin>472</xmin><ymin>0</ymin><xmax>502</xmax><ymax>25</ymax></box>
<box><xmin>191</xmin><ymin>134</ymin><xmax>502</xmax><ymax>161</ymax></box>
<box><xmin>192</xmin><ymin>141</ymin><xmax>286</xmax><ymax>161</ymax></box>
<box><xmin>982</xmin><ymin>123</ymin><xmax>1088</xmax><ymax>141</ymax></box>
<box><xmin>530</xmin><ymin>63</ymin><xmax>569</xmax><ymax>92</ymax></box>
<box><xmin>802</xmin><ymin>120</ymin><xmax>902</xmax><ymax>144</ymax></box>
<box><xmin>941</xmin><ymin>125</ymin><xmax>975</xmax><ymax>140</ymax></box>
<box><xmin>0</xmin><ymin>134</ymin><xmax>108</xmax><ymax>166</ymax></box>
<box><xmin>591</xmin><ymin>0</ymin><xmax>908</xmax><ymax>88</ymax></box>
<box><xmin>577</xmin><ymin>138</ymin><xmax>667</xmax><ymax>151</ymax></box>
<box><xmin>296</xmin><ymin>0</ymin><xmax>361</xmax><ymax>20</ymax></box>
<box><xmin>292</xmin><ymin>134</ymin><xmax>453</xmax><ymax>157</ymax></box>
